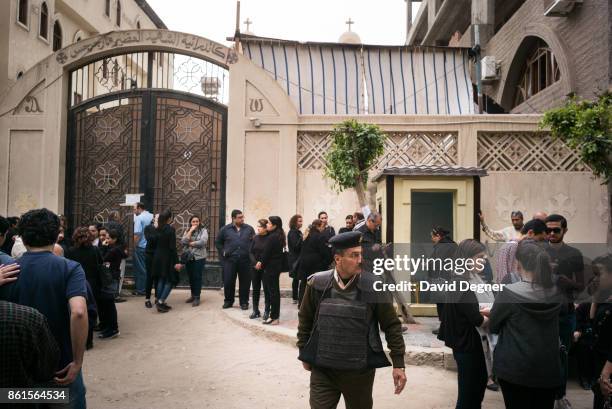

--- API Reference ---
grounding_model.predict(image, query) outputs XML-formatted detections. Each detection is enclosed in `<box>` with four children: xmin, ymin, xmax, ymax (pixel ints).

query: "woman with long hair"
<box><xmin>438</xmin><ymin>239</ymin><xmax>489</xmax><ymax>409</ymax></box>
<box><xmin>287</xmin><ymin>214</ymin><xmax>303</xmax><ymax>304</ymax></box>
<box><xmin>151</xmin><ymin>210</ymin><xmax>181</xmax><ymax>313</ymax></box>
<box><xmin>489</xmin><ymin>240</ymin><xmax>563</xmax><ymax>409</ymax></box>
<box><xmin>255</xmin><ymin>216</ymin><xmax>285</xmax><ymax>325</ymax></box>
<box><xmin>66</xmin><ymin>226</ymin><xmax>102</xmax><ymax>348</ymax></box>
<box><xmin>249</xmin><ymin>219</ymin><xmax>270</xmax><ymax>319</ymax></box>
<box><xmin>181</xmin><ymin>215</ymin><xmax>208</xmax><ymax>307</ymax></box>
<box><xmin>297</xmin><ymin>219</ymin><xmax>332</xmax><ymax>305</ymax></box>
<box><xmin>143</xmin><ymin>214</ymin><xmax>158</xmax><ymax>309</ymax></box>
<box><xmin>98</xmin><ymin>229</ymin><xmax>124</xmax><ymax>339</ymax></box>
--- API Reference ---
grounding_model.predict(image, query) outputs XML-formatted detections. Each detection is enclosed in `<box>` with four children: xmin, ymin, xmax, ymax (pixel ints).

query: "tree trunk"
<box><xmin>354</xmin><ymin>175</ymin><xmax>367</xmax><ymax>209</ymax></box>
<box><xmin>606</xmin><ymin>153</ymin><xmax>612</xmax><ymax>253</ymax></box>
<box><xmin>607</xmin><ymin>179</ymin><xmax>612</xmax><ymax>251</ymax></box>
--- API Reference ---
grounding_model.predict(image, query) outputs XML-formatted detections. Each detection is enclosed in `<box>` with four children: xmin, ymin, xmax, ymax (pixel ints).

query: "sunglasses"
<box><xmin>546</xmin><ymin>228</ymin><xmax>562</xmax><ymax>234</ymax></box>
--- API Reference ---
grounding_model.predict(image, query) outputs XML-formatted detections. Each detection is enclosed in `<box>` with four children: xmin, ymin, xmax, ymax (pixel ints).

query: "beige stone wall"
<box><xmin>0</xmin><ymin>0</ymin><xmax>159</xmax><ymax>93</ymax></box>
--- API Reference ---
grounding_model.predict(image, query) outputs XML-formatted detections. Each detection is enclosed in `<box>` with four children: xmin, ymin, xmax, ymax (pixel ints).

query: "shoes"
<box><xmin>486</xmin><ymin>382</ymin><xmax>499</xmax><ymax>391</ymax></box>
<box><xmin>131</xmin><ymin>291</ymin><xmax>145</xmax><ymax>296</ymax></box>
<box><xmin>262</xmin><ymin>318</ymin><xmax>279</xmax><ymax>325</ymax></box>
<box><xmin>164</xmin><ymin>303</ymin><xmax>172</xmax><ymax>310</ymax></box>
<box><xmin>98</xmin><ymin>329</ymin><xmax>120</xmax><ymax>339</ymax></box>
<box><xmin>240</xmin><ymin>304</ymin><xmax>249</xmax><ymax>310</ymax></box>
<box><xmin>401</xmin><ymin>325</ymin><xmax>408</xmax><ymax>333</ymax></box>
<box><xmin>262</xmin><ymin>310</ymin><xmax>270</xmax><ymax>321</ymax></box>
<box><xmin>192</xmin><ymin>298</ymin><xmax>200</xmax><ymax>307</ymax></box>
<box><xmin>185</xmin><ymin>297</ymin><xmax>195</xmax><ymax>303</ymax></box>
<box><xmin>114</xmin><ymin>297</ymin><xmax>126</xmax><ymax>303</ymax></box>
<box><xmin>579</xmin><ymin>379</ymin><xmax>592</xmax><ymax>390</ymax></box>
<box><xmin>432</xmin><ymin>327</ymin><xmax>440</xmax><ymax>335</ymax></box>
<box><xmin>156</xmin><ymin>303</ymin><xmax>170</xmax><ymax>313</ymax></box>
<box><xmin>222</xmin><ymin>302</ymin><xmax>233</xmax><ymax>309</ymax></box>
<box><xmin>554</xmin><ymin>398</ymin><xmax>573</xmax><ymax>409</ymax></box>
<box><xmin>250</xmin><ymin>310</ymin><xmax>261</xmax><ymax>319</ymax></box>
<box><xmin>93</xmin><ymin>324</ymin><xmax>102</xmax><ymax>332</ymax></box>
<box><xmin>145</xmin><ymin>300</ymin><xmax>153</xmax><ymax>309</ymax></box>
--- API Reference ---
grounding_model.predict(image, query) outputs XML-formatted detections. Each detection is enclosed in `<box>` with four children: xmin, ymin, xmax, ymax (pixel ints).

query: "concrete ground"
<box><xmin>83</xmin><ymin>289</ymin><xmax>592</xmax><ymax>409</ymax></box>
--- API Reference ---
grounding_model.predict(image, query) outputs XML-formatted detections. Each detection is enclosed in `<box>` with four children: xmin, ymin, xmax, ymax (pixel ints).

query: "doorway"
<box><xmin>410</xmin><ymin>191</ymin><xmax>454</xmax><ymax>243</ymax></box>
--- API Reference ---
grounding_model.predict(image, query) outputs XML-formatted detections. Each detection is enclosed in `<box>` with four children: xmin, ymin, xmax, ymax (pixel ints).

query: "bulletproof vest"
<box><xmin>303</xmin><ymin>270</ymin><xmax>388</xmax><ymax>370</ymax></box>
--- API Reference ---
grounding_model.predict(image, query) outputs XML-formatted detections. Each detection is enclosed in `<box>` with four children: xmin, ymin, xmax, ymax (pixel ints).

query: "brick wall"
<box><xmin>482</xmin><ymin>0</ymin><xmax>609</xmax><ymax>112</ymax></box>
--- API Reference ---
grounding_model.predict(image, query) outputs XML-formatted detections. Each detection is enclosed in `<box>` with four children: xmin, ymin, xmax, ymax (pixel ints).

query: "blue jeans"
<box><xmin>45</xmin><ymin>370</ymin><xmax>86</xmax><ymax>409</ymax></box>
<box><xmin>133</xmin><ymin>247</ymin><xmax>147</xmax><ymax>294</ymax></box>
<box><xmin>186</xmin><ymin>258</ymin><xmax>206</xmax><ymax>298</ymax></box>
<box><xmin>157</xmin><ymin>277</ymin><xmax>173</xmax><ymax>302</ymax></box>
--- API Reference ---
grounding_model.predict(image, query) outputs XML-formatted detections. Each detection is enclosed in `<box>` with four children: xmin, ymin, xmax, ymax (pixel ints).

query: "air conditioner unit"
<box><xmin>481</xmin><ymin>56</ymin><xmax>499</xmax><ymax>81</ymax></box>
<box><xmin>544</xmin><ymin>0</ymin><xmax>582</xmax><ymax>17</ymax></box>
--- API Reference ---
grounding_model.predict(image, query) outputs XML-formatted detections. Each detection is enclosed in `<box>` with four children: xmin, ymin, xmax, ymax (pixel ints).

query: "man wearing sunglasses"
<box><xmin>544</xmin><ymin>214</ymin><xmax>585</xmax><ymax>409</ymax></box>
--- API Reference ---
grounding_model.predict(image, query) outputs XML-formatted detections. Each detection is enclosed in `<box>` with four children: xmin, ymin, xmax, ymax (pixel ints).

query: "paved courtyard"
<box><xmin>82</xmin><ymin>289</ymin><xmax>592</xmax><ymax>409</ymax></box>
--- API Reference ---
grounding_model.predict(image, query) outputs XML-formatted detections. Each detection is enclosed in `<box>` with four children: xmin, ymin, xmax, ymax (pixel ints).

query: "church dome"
<box><xmin>338</xmin><ymin>30</ymin><xmax>361</xmax><ymax>44</ymax></box>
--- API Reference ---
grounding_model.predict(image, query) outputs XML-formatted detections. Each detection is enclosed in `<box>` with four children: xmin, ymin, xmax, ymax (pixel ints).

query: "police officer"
<box><xmin>297</xmin><ymin>231</ymin><xmax>407</xmax><ymax>409</ymax></box>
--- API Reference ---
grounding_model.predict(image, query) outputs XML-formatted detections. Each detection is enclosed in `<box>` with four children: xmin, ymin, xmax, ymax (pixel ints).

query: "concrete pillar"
<box><xmin>427</xmin><ymin>0</ymin><xmax>442</xmax><ymax>31</ymax></box>
<box><xmin>471</xmin><ymin>0</ymin><xmax>495</xmax><ymax>47</ymax></box>
<box><xmin>405</xmin><ymin>0</ymin><xmax>413</xmax><ymax>45</ymax></box>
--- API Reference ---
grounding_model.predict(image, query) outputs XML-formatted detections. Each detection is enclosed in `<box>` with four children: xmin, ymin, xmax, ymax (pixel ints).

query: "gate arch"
<box><xmin>65</xmin><ymin>40</ymin><xmax>233</xmax><ymax>265</ymax></box>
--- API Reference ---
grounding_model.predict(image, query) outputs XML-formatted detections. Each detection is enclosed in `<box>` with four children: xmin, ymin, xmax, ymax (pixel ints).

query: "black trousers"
<box><xmin>97</xmin><ymin>296</ymin><xmax>118</xmax><ymax>332</ymax></box>
<box><xmin>310</xmin><ymin>367</ymin><xmax>375</xmax><ymax>409</ymax></box>
<box><xmin>145</xmin><ymin>252</ymin><xmax>157</xmax><ymax>300</ymax></box>
<box><xmin>251</xmin><ymin>267</ymin><xmax>270</xmax><ymax>312</ymax></box>
<box><xmin>292</xmin><ymin>276</ymin><xmax>299</xmax><ymax>301</ymax></box>
<box><xmin>222</xmin><ymin>256</ymin><xmax>251</xmax><ymax>305</ymax></box>
<box><xmin>453</xmin><ymin>348</ymin><xmax>487</xmax><ymax>409</ymax></box>
<box><xmin>498</xmin><ymin>379</ymin><xmax>556</xmax><ymax>409</ymax></box>
<box><xmin>263</xmin><ymin>269</ymin><xmax>281</xmax><ymax>320</ymax></box>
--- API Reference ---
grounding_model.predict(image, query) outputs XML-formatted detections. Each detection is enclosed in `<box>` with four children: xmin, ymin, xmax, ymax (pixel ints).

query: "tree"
<box><xmin>540</xmin><ymin>92</ymin><xmax>612</xmax><ymax>246</ymax></box>
<box><xmin>324</xmin><ymin>120</ymin><xmax>417</xmax><ymax>324</ymax></box>
<box><xmin>324</xmin><ymin>120</ymin><xmax>387</xmax><ymax>208</ymax></box>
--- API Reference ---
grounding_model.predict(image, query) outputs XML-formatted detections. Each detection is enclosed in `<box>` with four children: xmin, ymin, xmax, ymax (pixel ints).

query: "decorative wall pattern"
<box><xmin>154</xmin><ymin>98</ymin><xmax>224</xmax><ymax>260</ymax></box>
<box><xmin>297</xmin><ymin>131</ymin><xmax>458</xmax><ymax>171</ymax></box>
<box><xmin>68</xmin><ymin>102</ymin><xmax>142</xmax><ymax>239</ymax></box>
<box><xmin>477</xmin><ymin>132</ymin><xmax>589</xmax><ymax>172</ymax></box>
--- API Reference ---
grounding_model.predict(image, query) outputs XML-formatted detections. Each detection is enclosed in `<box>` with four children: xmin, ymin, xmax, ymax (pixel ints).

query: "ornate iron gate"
<box><xmin>66</xmin><ymin>91</ymin><xmax>226</xmax><ymax>263</ymax></box>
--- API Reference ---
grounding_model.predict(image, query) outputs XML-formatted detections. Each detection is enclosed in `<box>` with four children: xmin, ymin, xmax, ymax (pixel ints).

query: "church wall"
<box><xmin>480</xmin><ymin>172</ymin><xmax>607</xmax><ymax>244</ymax></box>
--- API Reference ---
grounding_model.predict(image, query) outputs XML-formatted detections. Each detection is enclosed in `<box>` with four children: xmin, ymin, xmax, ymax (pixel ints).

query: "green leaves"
<box><xmin>323</xmin><ymin>120</ymin><xmax>387</xmax><ymax>192</ymax></box>
<box><xmin>540</xmin><ymin>92</ymin><xmax>612</xmax><ymax>183</ymax></box>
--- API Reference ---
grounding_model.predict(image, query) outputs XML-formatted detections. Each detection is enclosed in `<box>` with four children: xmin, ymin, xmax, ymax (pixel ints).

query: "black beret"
<box><xmin>328</xmin><ymin>231</ymin><xmax>362</xmax><ymax>250</ymax></box>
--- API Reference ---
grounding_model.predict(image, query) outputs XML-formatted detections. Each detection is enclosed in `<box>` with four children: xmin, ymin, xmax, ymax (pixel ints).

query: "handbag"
<box><xmin>180</xmin><ymin>250</ymin><xmax>195</xmax><ymax>265</ymax></box>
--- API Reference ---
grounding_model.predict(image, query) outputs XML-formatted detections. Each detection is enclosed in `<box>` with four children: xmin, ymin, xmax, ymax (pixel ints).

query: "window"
<box><xmin>39</xmin><ymin>2</ymin><xmax>48</xmax><ymax>39</ymax></box>
<box><xmin>105</xmin><ymin>0</ymin><xmax>110</xmax><ymax>17</ymax></box>
<box><xmin>514</xmin><ymin>40</ymin><xmax>560</xmax><ymax>107</ymax></box>
<box><xmin>52</xmin><ymin>20</ymin><xmax>62</xmax><ymax>51</ymax></box>
<box><xmin>116</xmin><ymin>1</ymin><xmax>121</xmax><ymax>26</ymax></box>
<box><xmin>136</xmin><ymin>21</ymin><xmax>141</xmax><ymax>29</ymax></box>
<box><xmin>17</xmin><ymin>0</ymin><xmax>28</xmax><ymax>26</ymax></box>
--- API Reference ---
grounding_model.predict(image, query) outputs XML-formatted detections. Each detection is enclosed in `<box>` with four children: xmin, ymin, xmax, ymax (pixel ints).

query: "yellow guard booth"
<box><xmin>374</xmin><ymin>165</ymin><xmax>488</xmax><ymax>315</ymax></box>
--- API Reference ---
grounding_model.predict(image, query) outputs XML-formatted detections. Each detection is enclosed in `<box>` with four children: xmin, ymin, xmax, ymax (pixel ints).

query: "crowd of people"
<box><xmin>0</xmin><ymin>204</ymin><xmax>610</xmax><ymax>409</ymax></box>
<box><xmin>213</xmin><ymin>208</ymin><xmax>378</xmax><ymax>327</ymax></box>
<box><xmin>428</xmin><ymin>211</ymin><xmax>612</xmax><ymax>409</ymax></box>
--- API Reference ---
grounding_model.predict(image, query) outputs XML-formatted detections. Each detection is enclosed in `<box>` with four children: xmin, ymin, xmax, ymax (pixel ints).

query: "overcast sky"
<box><xmin>147</xmin><ymin>0</ymin><xmax>422</xmax><ymax>46</ymax></box>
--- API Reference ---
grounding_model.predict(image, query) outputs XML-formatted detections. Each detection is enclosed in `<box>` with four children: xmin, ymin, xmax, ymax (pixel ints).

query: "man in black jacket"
<box><xmin>356</xmin><ymin>212</ymin><xmax>382</xmax><ymax>274</ymax></box>
<box><xmin>215</xmin><ymin>209</ymin><xmax>255</xmax><ymax>310</ymax></box>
